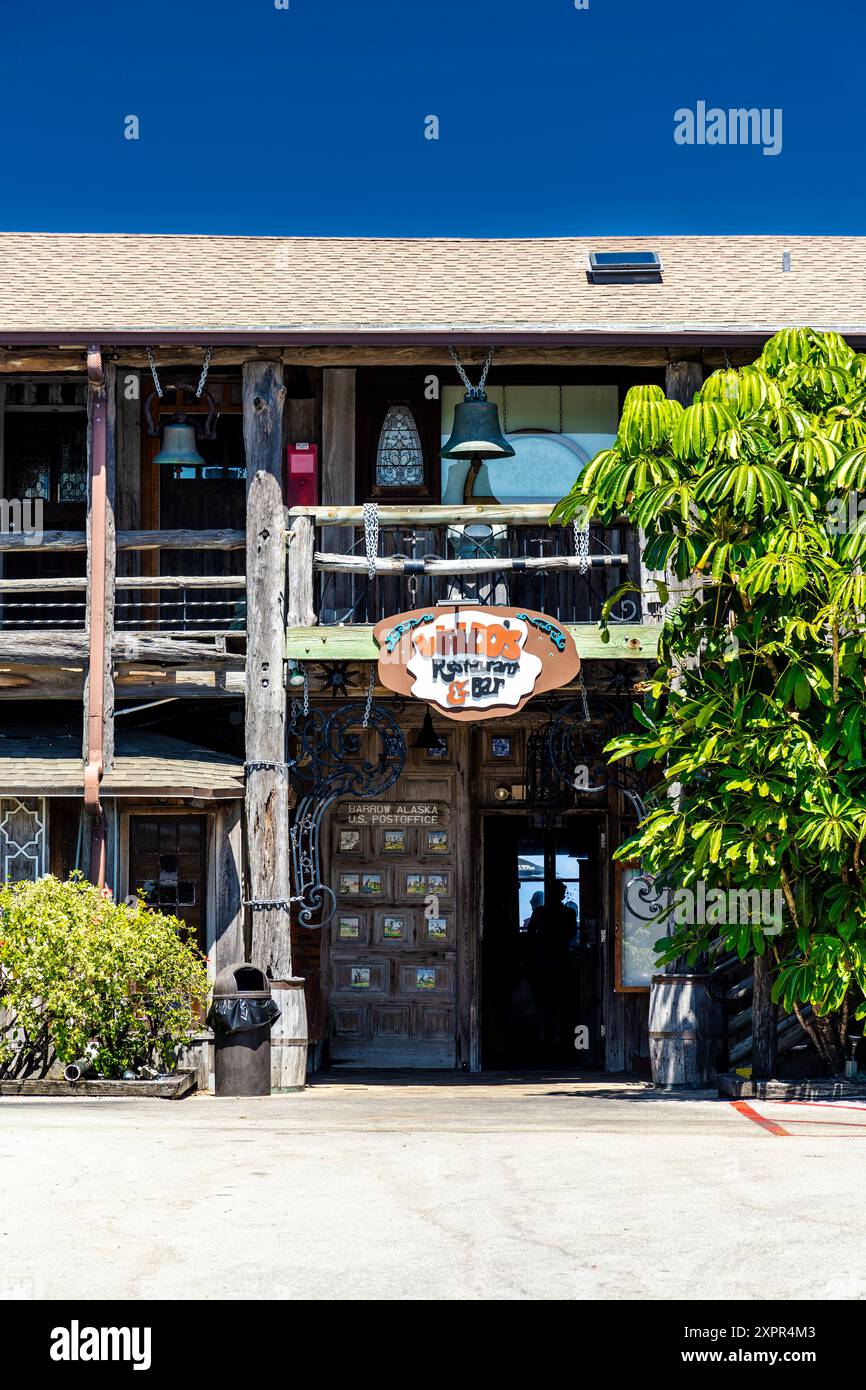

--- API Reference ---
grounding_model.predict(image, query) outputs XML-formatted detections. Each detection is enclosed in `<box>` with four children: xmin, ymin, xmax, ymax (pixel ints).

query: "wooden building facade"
<box><xmin>1</xmin><ymin>232</ymin><xmax>863</xmax><ymax>1078</ymax></box>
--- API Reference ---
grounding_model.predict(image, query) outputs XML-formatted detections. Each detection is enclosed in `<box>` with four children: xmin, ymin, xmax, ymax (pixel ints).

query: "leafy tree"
<box><xmin>0</xmin><ymin>874</ymin><xmax>207</xmax><ymax>1078</ymax></box>
<box><xmin>552</xmin><ymin>328</ymin><xmax>866</xmax><ymax>1074</ymax></box>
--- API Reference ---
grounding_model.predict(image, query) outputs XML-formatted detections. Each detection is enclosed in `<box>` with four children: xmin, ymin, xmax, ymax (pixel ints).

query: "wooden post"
<box><xmin>83</xmin><ymin>361</ymin><xmax>116</xmax><ymax>774</ymax></box>
<box><xmin>321</xmin><ymin>369</ymin><xmax>356</xmax><ymax>621</ymax></box>
<box><xmin>287</xmin><ymin>514</ymin><xmax>317</xmax><ymax>627</ymax></box>
<box><xmin>639</xmin><ymin>360</ymin><xmax>705</xmax><ymax>625</ymax></box>
<box><xmin>116</xmin><ymin>369</ymin><xmax>141</xmax><ymax>581</ymax></box>
<box><xmin>242</xmin><ymin>360</ymin><xmax>292</xmax><ymax>979</ymax></box>
<box><xmin>664</xmin><ymin>359</ymin><xmax>703</xmax><ymax>408</ymax></box>
<box><xmin>212</xmin><ymin>800</ymin><xmax>245</xmax><ymax>973</ymax></box>
<box><xmin>752</xmin><ymin>953</ymin><xmax>777</xmax><ymax>1079</ymax></box>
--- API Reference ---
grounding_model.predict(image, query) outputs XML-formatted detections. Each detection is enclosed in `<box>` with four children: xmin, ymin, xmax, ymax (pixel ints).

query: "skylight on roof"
<box><xmin>587</xmin><ymin>251</ymin><xmax>663</xmax><ymax>284</ymax></box>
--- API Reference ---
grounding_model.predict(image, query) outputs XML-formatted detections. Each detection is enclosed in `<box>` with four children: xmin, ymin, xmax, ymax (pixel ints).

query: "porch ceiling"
<box><xmin>0</xmin><ymin>731</ymin><xmax>244</xmax><ymax>799</ymax></box>
<box><xmin>0</xmin><ymin>234</ymin><xmax>864</xmax><ymax>340</ymax></box>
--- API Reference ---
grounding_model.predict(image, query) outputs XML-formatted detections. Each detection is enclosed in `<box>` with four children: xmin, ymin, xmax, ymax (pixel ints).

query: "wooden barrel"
<box><xmin>270</xmin><ymin>979</ymin><xmax>309</xmax><ymax>1092</ymax></box>
<box><xmin>648</xmin><ymin>974</ymin><xmax>725</xmax><ymax>1089</ymax></box>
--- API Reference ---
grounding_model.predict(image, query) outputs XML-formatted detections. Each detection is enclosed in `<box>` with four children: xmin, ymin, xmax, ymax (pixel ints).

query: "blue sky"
<box><xmin>0</xmin><ymin>0</ymin><xmax>861</xmax><ymax>235</ymax></box>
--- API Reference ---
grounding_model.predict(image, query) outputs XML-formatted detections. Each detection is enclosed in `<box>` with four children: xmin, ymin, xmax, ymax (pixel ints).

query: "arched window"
<box><xmin>375</xmin><ymin>405</ymin><xmax>424</xmax><ymax>489</ymax></box>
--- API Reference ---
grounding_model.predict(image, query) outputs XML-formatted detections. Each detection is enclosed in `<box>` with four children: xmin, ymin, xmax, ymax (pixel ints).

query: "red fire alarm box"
<box><xmin>286</xmin><ymin>443</ymin><xmax>318</xmax><ymax>507</ymax></box>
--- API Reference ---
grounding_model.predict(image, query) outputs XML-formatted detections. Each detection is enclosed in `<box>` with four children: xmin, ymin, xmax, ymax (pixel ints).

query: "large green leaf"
<box><xmin>672</xmin><ymin>401</ymin><xmax>737</xmax><ymax>460</ymax></box>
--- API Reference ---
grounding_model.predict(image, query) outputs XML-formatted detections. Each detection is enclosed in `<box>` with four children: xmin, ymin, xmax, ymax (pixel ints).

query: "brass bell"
<box><xmin>441</xmin><ymin>390</ymin><xmax>515</xmax><ymax>459</ymax></box>
<box><xmin>153</xmin><ymin>415</ymin><xmax>206</xmax><ymax>468</ymax></box>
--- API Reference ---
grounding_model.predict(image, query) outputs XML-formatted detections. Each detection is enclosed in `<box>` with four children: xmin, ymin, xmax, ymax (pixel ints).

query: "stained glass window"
<box><xmin>376</xmin><ymin>405</ymin><xmax>424</xmax><ymax>489</ymax></box>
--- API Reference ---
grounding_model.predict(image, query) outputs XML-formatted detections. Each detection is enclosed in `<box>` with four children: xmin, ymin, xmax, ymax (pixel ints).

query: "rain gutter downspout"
<box><xmin>85</xmin><ymin>345</ymin><xmax>107</xmax><ymax>888</ymax></box>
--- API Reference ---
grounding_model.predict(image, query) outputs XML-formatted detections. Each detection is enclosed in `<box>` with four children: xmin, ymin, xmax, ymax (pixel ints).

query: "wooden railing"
<box><xmin>287</xmin><ymin>504</ymin><xmax>643</xmax><ymax>627</ymax></box>
<box><xmin>0</xmin><ymin>529</ymin><xmax>246</xmax><ymax>658</ymax></box>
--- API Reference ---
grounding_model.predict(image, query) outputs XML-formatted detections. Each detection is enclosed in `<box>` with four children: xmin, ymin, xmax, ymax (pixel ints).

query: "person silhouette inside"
<box><xmin>527</xmin><ymin>880</ymin><xmax>577</xmax><ymax>1050</ymax></box>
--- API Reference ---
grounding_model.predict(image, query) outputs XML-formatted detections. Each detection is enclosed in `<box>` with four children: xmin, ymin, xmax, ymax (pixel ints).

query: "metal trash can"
<box><xmin>208</xmin><ymin>963</ymin><xmax>281</xmax><ymax>1097</ymax></box>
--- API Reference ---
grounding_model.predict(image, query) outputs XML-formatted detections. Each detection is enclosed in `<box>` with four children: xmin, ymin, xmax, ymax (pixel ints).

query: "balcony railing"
<box><xmin>288</xmin><ymin>504</ymin><xmax>643</xmax><ymax>628</ymax></box>
<box><xmin>0</xmin><ymin>529</ymin><xmax>246</xmax><ymax>665</ymax></box>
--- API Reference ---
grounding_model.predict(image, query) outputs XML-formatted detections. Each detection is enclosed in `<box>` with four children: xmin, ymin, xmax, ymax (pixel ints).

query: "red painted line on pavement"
<box><xmin>786</xmin><ymin>1100</ymin><xmax>866</xmax><ymax>1113</ymax></box>
<box><xmin>730</xmin><ymin>1100</ymin><xmax>790</xmax><ymax>1135</ymax></box>
<box><xmin>767</xmin><ymin>1116</ymin><xmax>866</xmax><ymax>1128</ymax></box>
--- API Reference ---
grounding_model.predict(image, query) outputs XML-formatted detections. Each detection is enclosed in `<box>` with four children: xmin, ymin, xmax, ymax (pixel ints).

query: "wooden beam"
<box><xmin>314</xmin><ymin>550</ymin><xmax>628</xmax><ymax>575</ymax></box>
<box><xmin>117</xmin><ymin>528</ymin><xmax>246</xmax><ymax>551</ymax></box>
<box><xmin>111</xmin><ymin>635</ymin><xmax>245</xmax><ymax>667</ymax></box>
<box><xmin>0</xmin><ymin>667</ymin><xmax>246</xmax><ymax>698</ymax></box>
<box><xmin>290</xmin><ymin>503</ymin><xmax>558</xmax><ymax>526</ymax></box>
<box><xmin>286</xmin><ymin>623</ymin><xmax>659</xmax><ymax>662</ymax></box>
<box><xmin>0</xmin><ymin>345</ymin><xmax>759</xmax><ymax>373</ymax></box>
<box><xmin>243</xmin><ymin>359</ymin><xmax>293</xmax><ymax>980</ymax></box>
<box><xmin>116</xmin><ymin>574</ymin><xmax>246</xmax><ymax>590</ymax></box>
<box><xmin>0</xmin><ymin>634</ymin><xmax>240</xmax><ymax>669</ymax></box>
<box><xmin>0</xmin><ymin>527</ymin><xmax>245</xmax><ymax>554</ymax></box>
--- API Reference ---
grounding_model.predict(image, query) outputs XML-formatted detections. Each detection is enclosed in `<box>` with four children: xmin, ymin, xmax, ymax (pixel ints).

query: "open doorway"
<box><xmin>481</xmin><ymin>814</ymin><xmax>603</xmax><ymax>1069</ymax></box>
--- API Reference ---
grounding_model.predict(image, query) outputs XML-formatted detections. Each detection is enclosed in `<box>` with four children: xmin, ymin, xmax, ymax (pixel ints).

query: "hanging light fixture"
<box><xmin>442</xmin><ymin>346</ymin><xmax>514</xmax><ymax>504</ymax></box>
<box><xmin>144</xmin><ymin>348</ymin><xmax>219</xmax><ymax>468</ymax></box>
<box><xmin>412</xmin><ymin>708</ymin><xmax>446</xmax><ymax>754</ymax></box>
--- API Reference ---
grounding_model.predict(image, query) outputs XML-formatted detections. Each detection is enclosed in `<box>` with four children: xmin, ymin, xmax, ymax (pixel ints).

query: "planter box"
<box><xmin>0</xmin><ymin>1072</ymin><xmax>196</xmax><ymax>1099</ymax></box>
<box><xmin>718</xmin><ymin>1072</ymin><xmax>866</xmax><ymax>1102</ymax></box>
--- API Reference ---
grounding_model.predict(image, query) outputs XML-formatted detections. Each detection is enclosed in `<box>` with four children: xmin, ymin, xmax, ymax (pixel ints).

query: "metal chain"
<box><xmin>363</xmin><ymin>501</ymin><xmax>379</xmax><ymax>580</ymax></box>
<box><xmin>195</xmin><ymin>346</ymin><xmax>213</xmax><ymax>398</ymax></box>
<box><xmin>448</xmin><ymin>345</ymin><xmax>495</xmax><ymax>396</ymax></box>
<box><xmin>146</xmin><ymin>347</ymin><xmax>163</xmax><ymax>399</ymax></box>
<box><xmin>572</xmin><ymin>513</ymin><xmax>590</xmax><ymax>575</ymax></box>
<box><xmin>302</xmin><ymin>665</ymin><xmax>309</xmax><ymax>716</ymax></box>
<box><xmin>362</xmin><ymin>664</ymin><xmax>375</xmax><ymax>729</ymax></box>
<box><xmin>577</xmin><ymin>668</ymin><xmax>590</xmax><ymax>723</ymax></box>
<box><xmin>146</xmin><ymin>345</ymin><xmax>212</xmax><ymax>399</ymax></box>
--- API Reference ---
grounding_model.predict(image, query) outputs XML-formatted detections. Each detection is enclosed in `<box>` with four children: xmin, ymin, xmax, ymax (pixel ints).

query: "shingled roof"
<box><xmin>1</xmin><ymin>233</ymin><xmax>864</xmax><ymax>340</ymax></box>
<box><xmin>0</xmin><ymin>730</ymin><xmax>243</xmax><ymax>798</ymax></box>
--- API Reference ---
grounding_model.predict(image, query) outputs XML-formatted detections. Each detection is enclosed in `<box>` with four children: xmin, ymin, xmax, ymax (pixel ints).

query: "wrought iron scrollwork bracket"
<box><xmin>287</xmin><ymin>699</ymin><xmax>406</xmax><ymax>927</ymax></box>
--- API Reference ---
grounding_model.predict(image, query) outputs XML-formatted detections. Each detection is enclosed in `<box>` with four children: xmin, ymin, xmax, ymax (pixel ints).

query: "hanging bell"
<box><xmin>412</xmin><ymin>708</ymin><xmax>446</xmax><ymax>753</ymax></box>
<box><xmin>441</xmin><ymin>390</ymin><xmax>515</xmax><ymax>460</ymax></box>
<box><xmin>153</xmin><ymin>415</ymin><xmax>206</xmax><ymax>468</ymax></box>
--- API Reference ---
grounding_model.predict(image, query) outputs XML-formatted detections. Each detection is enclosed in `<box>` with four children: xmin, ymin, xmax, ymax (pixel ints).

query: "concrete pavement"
<box><xmin>1</xmin><ymin>1075</ymin><xmax>864</xmax><ymax>1301</ymax></box>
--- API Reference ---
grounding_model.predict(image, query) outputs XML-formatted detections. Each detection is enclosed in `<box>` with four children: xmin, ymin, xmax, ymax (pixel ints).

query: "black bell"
<box><xmin>441</xmin><ymin>390</ymin><xmax>515</xmax><ymax>460</ymax></box>
<box><xmin>413</xmin><ymin>708</ymin><xmax>446</xmax><ymax>754</ymax></box>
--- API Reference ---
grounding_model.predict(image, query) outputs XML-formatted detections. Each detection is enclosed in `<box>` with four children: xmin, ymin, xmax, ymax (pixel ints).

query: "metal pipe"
<box><xmin>84</xmin><ymin>346</ymin><xmax>107</xmax><ymax>888</ymax></box>
<box><xmin>63</xmin><ymin>1059</ymin><xmax>95</xmax><ymax>1082</ymax></box>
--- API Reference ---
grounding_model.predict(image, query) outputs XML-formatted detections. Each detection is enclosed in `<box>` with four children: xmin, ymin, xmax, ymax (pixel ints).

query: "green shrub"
<box><xmin>0</xmin><ymin>873</ymin><xmax>207</xmax><ymax>1079</ymax></box>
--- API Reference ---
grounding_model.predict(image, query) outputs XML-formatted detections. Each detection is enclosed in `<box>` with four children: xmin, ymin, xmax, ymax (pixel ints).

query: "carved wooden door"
<box><xmin>326</xmin><ymin>743</ymin><xmax>459</xmax><ymax>1069</ymax></box>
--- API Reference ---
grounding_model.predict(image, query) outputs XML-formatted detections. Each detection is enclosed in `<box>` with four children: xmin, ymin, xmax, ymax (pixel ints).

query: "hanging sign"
<box><xmin>373</xmin><ymin>605</ymin><xmax>580</xmax><ymax>722</ymax></box>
